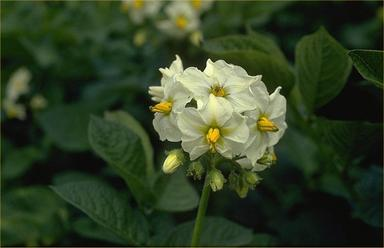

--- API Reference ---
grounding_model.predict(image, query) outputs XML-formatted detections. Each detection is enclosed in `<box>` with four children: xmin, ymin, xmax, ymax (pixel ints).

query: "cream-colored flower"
<box><xmin>189</xmin><ymin>0</ymin><xmax>214</xmax><ymax>14</ymax></box>
<box><xmin>243</xmin><ymin>86</ymin><xmax>287</xmax><ymax>165</ymax></box>
<box><xmin>149</xmin><ymin>55</ymin><xmax>184</xmax><ymax>102</ymax></box>
<box><xmin>157</xmin><ymin>1</ymin><xmax>199</xmax><ymax>38</ymax></box>
<box><xmin>177</xmin><ymin>94</ymin><xmax>249</xmax><ymax>160</ymax></box>
<box><xmin>178</xmin><ymin>59</ymin><xmax>263</xmax><ymax>112</ymax></box>
<box><xmin>151</xmin><ymin>79</ymin><xmax>192</xmax><ymax>142</ymax></box>
<box><xmin>6</xmin><ymin>67</ymin><xmax>31</xmax><ymax>101</ymax></box>
<box><xmin>121</xmin><ymin>0</ymin><xmax>162</xmax><ymax>24</ymax></box>
<box><xmin>30</xmin><ymin>94</ymin><xmax>48</xmax><ymax>110</ymax></box>
<box><xmin>2</xmin><ymin>99</ymin><xmax>26</xmax><ymax>120</ymax></box>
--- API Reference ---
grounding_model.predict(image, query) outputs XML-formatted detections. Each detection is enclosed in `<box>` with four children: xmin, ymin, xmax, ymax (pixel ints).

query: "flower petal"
<box><xmin>200</xmin><ymin>94</ymin><xmax>233</xmax><ymax>126</ymax></box>
<box><xmin>177</xmin><ymin>108</ymin><xmax>206</xmax><ymax>141</ymax></box>
<box><xmin>153</xmin><ymin>112</ymin><xmax>181</xmax><ymax>142</ymax></box>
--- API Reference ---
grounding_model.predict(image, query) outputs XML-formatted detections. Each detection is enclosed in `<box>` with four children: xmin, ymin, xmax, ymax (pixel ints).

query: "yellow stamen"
<box><xmin>175</xmin><ymin>15</ymin><xmax>188</xmax><ymax>30</ymax></box>
<box><xmin>191</xmin><ymin>0</ymin><xmax>202</xmax><ymax>9</ymax></box>
<box><xmin>133</xmin><ymin>0</ymin><xmax>144</xmax><ymax>9</ymax></box>
<box><xmin>206</xmin><ymin>127</ymin><xmax>220</xmax><ymax>152</ymax></box>
<box><xmin>210</xmin><ymin>85</ymin><xmax>226</xmax><ymax>97</ymax></box>
<box><xmin>257</xmin><ymin>116</ymin><xmax>279</xmax><ymax>132</ymax></box>
<box><xmin>150</xmin><ymin>101</ymin><xmax>172</xmax><ymax>114</ymax></box>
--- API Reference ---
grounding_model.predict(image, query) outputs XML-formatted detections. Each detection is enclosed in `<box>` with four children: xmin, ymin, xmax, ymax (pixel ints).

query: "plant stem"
<box><xmin>191</xmin><ymin>170</ymin><xmax>211</xmax><ymax>247</ymax></box>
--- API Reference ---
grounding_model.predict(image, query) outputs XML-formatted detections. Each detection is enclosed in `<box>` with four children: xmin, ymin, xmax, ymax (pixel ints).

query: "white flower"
<box><xmin>243</xmin><ymin>86</ymin><xmax>287</xmax><ymax>165</ymax></box>
<box><xmin>121</xmin><ymin>0</ymin><xmax>162</xmax><ymax>24</ymax></box>
<box><xmin>30</xmin><ymin>94</ymin><xmax>48</xmax><ymax>110</ymax></box>
<box><xmin>177</xmin><ymin>94</ymin><xmax>249</xmax><ymax>160</ymax></box>
<box><xmin>237</xmin><ymin>147</ymin><xmax>277</xmax><ymax>172</ymax></box>
<box><xmin>2</xmin><ymin>99</ymin><xmax>26</xmax><ymax>120</ymax></box>
<box><xmin>178</xmin><ymin>59</ymin><xmax>262</xmax><ymax>112</ymax></box>
<box><xmin>6</xmin><ymin>67</ymin><xmax>31</xmax><ymax>101</ymax></box>
<box><xmin>189</xmin><ymin>0</ymin><xmax>214</xmax><ymax>14</ymax></box>
<box><xmin>148</xmin><ymin>55</ymin><xmax>184</xmax><ymax>102</ymax></box>
<box><xmin>151</xmin><ymin>78</ymin><xmax>192</xmax><ymax>142</ymax></box>
<box><xmin>157</xmin><ymin>1</ymin><xmax>199</xmax><ymax>38</ymax></box>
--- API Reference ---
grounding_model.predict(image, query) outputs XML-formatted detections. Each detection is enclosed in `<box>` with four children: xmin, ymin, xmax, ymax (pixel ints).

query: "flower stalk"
<box><xmin>191</xmin><ymin>169</ymin><xmax>211</xmax><ymax>247</ymax></box>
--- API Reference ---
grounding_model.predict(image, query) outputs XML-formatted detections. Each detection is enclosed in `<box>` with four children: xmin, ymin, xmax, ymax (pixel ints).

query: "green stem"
<box><xmin>191</xmin><ymin>169</ymin><xmax>211</xmax><ymax>247</ymax></box>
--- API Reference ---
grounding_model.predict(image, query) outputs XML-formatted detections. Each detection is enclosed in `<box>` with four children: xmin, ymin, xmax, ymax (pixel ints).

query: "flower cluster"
<box><xmin>148</xmin><ymin>55</ymin><xmax>287</xmax><ymax>197</ymax></box>
<box><xmin>2</xmin><ymin>67</ymin><xmax>47</xmax><ymax>120</ymax></box>
<box><xmin>121</xmin><ymin>0</ymin><xmax>214</xmax><ymax>45</ymax></box>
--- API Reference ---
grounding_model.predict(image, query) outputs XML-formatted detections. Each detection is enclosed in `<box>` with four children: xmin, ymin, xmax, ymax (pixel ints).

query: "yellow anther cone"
<box><xmin>257</xmin><ymin>116</ymin><xmax>279</xmax><ymax>132</ymax></box>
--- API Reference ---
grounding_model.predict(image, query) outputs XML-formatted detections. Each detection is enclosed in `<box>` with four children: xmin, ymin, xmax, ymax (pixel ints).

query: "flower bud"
<box><xmin>133</xmin><ymin>29</ymin><xmax>147</xmax><ymax>47</ymax></box>
<box><xmin>186</xmin><ymin>161</ymin><xmax>205</xmax><ymax>180</ymax></box>
<box><xmin>30</xmin><ymin>94</ymin><xmax>48</xmax><ymax>110</ymax></box>
<box><xmin>208</xmin><ymin>169</ymin><xmax>226</xmax><ymax>192</ymax></box>
<box><xmin>189</xmin><ymin>30</ymin><xmax>203</xmax><ymax>47</ymax></box>
<box><xmin>244</xmin><ymin>171</ymin><xmax>261</xmax><ymax>186</ymax></box>
<box><xmin>162</xmin><ymin>149</ymin><xmax>184</xmax><ymax>174</ymax></box>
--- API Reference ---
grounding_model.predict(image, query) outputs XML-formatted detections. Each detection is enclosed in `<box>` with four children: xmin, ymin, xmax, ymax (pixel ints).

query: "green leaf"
<box><xmin>1</xmin><ymin>186</ymin><xmax>67</xmax><ymax>246</ymax></box>
<box><xmin>88</xmin><ymin>116</ymin><xmax>155</xmax><ymax>205</ymax></box>
<box><xmin>37</xmin><ymin>103</ymin><xmax>99</xmax><ymax>151</ymax></box>
<box><xmin>104</xmin><ymin>110</ymin><xmax>154</xmax><ymax>176</ymax></box>
<box><xmin>73</xmin><ymin>217</ymin><xmax>127</xmax><ymax>245</ymax></box>
<box><xmin>353</xmin><ymin>166</ymin><xmax>383</xmax><ymax>227</ymax></box>
<box><xmin>51</xmin><ymin>180</ymin><xmax>149</xmax><ymax>245</ymax></box>
<box><xmin>157</xmin><ymin>217</ymin><xmax>253</xmax><ymax>246</ymax></box>
<box><xmin>315</xmin><ymin>118</ymin><xmax>382</xmax><ymax>167</ymax></box>
<box><xmin>2</xmin><ymin>146</ymin><xmax>43</xmax><ymax>180</ymax></box>
<box><xmin>348</xmin><ymin>49</ymin><xmax>383</xmax><ymax>88</ymax></box>
<box><xmin>248</xmin><ymin>233</ymin><xmax>279</xmax><ymax>246</ymax></box>
<box><xmin>295</xmin><ymin>27</ymin><xmax>352</xmax><ymax>112</ymax></box>
<box><xmin>52</xmin><ymin>171</ymin><xmax>100</xmax><ymax>185</ymax></box>
<box><xmin>203</xmin><ymin>34</ymin><xmax>294</xmax><ymax>94</ymax></box>
<box><xmin>154</xmin><ymin>169</ymin><xmax>199</xmax><ymax>212</ymax></box>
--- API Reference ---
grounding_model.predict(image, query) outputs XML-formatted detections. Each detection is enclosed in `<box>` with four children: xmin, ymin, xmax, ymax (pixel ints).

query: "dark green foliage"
<box><xmin>1</xmin><ymin>1</ymin><xmax>382</xmax><ymax>247</ymax></box>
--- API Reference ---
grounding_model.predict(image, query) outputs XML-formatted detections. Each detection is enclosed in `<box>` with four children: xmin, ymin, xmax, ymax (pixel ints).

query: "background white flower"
<box><xmin>121</xmin><ymin>0</ymin><xmax>162</xmax><ymax>24</ymax></box>
<box><xmin>177</xmin><ymin>94</ymin><xmax>249</xmax><ymax>160</ymax></box>
<box><xmin>157</xmin><ymin>1</ymin><xmax>200</xmax><ymax>38</ymax></box>
<box><xmin>243</xmin><ymin>86</ymin><xmax>287</xmax><ymax>165</ymax></box>
<box><xmin>189</xmin><ymin>0</ymin><xmax>214</xmax><ymax>14</ymax></box>
<box><xmin>2</xmin><ymin>99</ymin><xmax>26</xmax><ymax>120</ymax></box>
<box><xmin>6</xmin><ymin>67</ymin><xmax>31</xmax><ymax>102</ymax></box>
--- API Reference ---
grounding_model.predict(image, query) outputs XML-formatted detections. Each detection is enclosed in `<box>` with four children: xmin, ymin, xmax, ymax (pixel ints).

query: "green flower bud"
<box><xmin>186</xmin><ymin>161</ymin><xmax>205</xmax><ymax>180</ymax></box>
<box><xmin>245</xmin><ymin>171</ymin><xmax>261</xmax><ymax>186</ymax></box>
<box><xmin>209</xmin><ymin>169</ymin><xmax>226</xmax><ymax>192</ymax></box>
<box><xmin>162</xmin><ymin>149</ymin><xmax>184</xmax><ymax>174</ymax></box>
